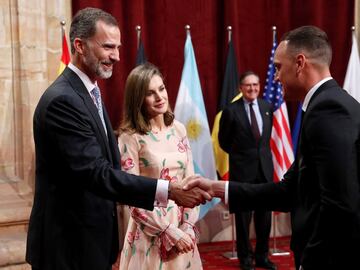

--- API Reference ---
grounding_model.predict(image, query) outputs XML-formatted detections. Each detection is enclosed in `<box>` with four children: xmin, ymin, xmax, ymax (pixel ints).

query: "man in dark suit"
<box><xmin>26</xmin><ymin>7</ymin><xmax>209</xmax><ymax>270</ymax></box>
<box><xmin>219</xmin><ymin>71</ymin><xmax>276</xmax><ymax>270</ymax></box>
<box><xmin>185</xmin><ymin>25</ymin><xmax>360</xmax><ymax>270</ymax></box>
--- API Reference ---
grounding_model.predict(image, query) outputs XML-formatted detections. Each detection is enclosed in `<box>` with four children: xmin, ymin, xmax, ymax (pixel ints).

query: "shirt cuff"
<box><xmin>224</xmin><ymin>181</ymin><xmax>229</xmax><ymax>205</ymax></box>
<box><xmin>154</xmin><ymin>179</ymin><xmax>169</xmax><ymax>207</ymax></box>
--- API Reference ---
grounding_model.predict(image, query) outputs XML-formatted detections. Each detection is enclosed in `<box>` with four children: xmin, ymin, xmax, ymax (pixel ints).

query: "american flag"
<box><xmin>263</xmin><ymin>38</ymin><xmax>294</xmax><ymax>182</ymax></box>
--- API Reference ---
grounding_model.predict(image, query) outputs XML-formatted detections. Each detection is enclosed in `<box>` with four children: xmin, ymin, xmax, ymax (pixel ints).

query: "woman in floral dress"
<box><xmin>117</xmin><ymin>63</ymin><xmax>202</xmax><ymax>270</ymax></box>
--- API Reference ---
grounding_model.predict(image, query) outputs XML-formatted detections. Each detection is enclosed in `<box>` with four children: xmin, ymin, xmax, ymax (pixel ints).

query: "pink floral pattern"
<box><xmin>159</xmin><ymin>168</ymin><xmax>178</xmax><ymax>182</ymax></box>
<box><xmin>131</xmin><ymin>208</ymin><xmax>149</xmax><ymax>223</ymax></box>
<box><xmin>127</xmin><ymin>229</ymin><xmax>140</xmax><ymax>244</ymax></box>
<box><xmin>118</xmin><ymin>120</ymin><xmax>202</xmax><ymax>270</ymax></box>
<box><xmin>121</xmin><ymin>157</ymin><xmax>134</xmax><ymax>171</ymax></box>
<box><xmin>177</xmin><ymin>136</ymin><xmax>190</xmax><ymax>153</ymax></box>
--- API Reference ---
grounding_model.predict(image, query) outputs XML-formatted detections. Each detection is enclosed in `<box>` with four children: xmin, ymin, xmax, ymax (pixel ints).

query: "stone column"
<box><xmin>0</xmin><ymin>0</ymin><xmax>71</xmax><ymax>268</ymax></box>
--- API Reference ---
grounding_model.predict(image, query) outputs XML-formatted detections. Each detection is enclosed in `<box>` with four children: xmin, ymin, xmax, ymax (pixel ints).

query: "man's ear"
<box><xmin>73</xmin><ymin>38</ymin><xmax>85</xmax><ymax>55</ymax></box>
<box><xmin>295</xmin><ymin>54</ymin><xmax>306</xmax><ymax>75</ymax></box>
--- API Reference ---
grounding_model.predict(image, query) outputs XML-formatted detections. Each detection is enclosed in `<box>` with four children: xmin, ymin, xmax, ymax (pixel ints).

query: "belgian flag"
<box><xmin>211</xmin><ymin>39</ymin><xmax>241</xmax><ymax>180</ymax></box>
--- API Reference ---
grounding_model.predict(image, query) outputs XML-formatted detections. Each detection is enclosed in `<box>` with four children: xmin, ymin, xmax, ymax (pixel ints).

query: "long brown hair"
<box><xmin>118</xmin><ymin>62</ymin><xmax>174</xmax><ymax>135</ymax></box>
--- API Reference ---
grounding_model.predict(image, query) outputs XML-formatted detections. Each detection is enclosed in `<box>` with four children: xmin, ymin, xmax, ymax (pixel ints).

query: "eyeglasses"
<box><xmin>241</xmin><ymin>83</ymin><xmax>259</xmax><ymax>88</ymax></box>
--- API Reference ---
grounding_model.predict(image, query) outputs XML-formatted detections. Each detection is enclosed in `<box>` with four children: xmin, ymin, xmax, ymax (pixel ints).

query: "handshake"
<box><xmin>168</xmin><ymin>175</ymin><xmax>226</xmax><ymax>208</ymax></box>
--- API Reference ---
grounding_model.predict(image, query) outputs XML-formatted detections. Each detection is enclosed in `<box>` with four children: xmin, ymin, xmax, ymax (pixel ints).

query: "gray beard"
<box><xmin>94</xmin><ymin>61</ymin><xmax>113</xmax><ymax>79</ymax></box>
<box><xmin>96</xmin><ymin>68</ymin><xmax>112</xmax><ymax>79</ymax></box>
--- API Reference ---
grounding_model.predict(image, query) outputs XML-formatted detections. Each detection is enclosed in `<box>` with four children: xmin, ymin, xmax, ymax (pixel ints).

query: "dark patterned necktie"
<box><xmin>249</xmin><ymin>103</ymin><xmax>260</xmax><ymax>143</ymax></box>
<box><xmin>91</xmin><ymin>86</ymin><xmax>107</xmax><ymax>134</ymax></box>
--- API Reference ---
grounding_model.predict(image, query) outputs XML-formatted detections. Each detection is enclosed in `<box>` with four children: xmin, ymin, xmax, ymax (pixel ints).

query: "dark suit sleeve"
<box><xmin>218</xmin><ymin>107</ymin><xmax>233</xmax><ymax>153</ymax></box>
<box><xmin>228</xmin><ymin>169</ymin><xmax>295</xmax><ymax>213</ymax></box>
<box><xmin>301</xmin><ymin>100</ymin><xmax>359</xmax><ymax>268</ymax></box>
<box><xmin>44</xmin><ymin>94</ymin><xmax>157</xmax><ymax>210</ymax></box>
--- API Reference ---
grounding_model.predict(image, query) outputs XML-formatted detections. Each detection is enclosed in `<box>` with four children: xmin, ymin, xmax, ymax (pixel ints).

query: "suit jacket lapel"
<box><xmin>62</xmin><ymin>67</ymin><xmax>112</xmax><ymax>161</ymax></box>
<box><xmin>297</xmin><ymin>79</ymin><xmax>338</xmax><ymax>171</ymax></box>
<box><xmin>258</xmin><ymin>99</ymin><xmax>271</xmax><ymax>142</ymax></box>
<box><xmin>302</xmin><ymin>79</ymin><xmax>338</xmax><ymax>130</ymax></box>
<box><xmin>103</xmin><ymin>108</ymin><xmax>119</xmax><ymax>166</ymax></box>
<box><xmin>307</xmin><ymin>79</ymin><xmax>338</xmax><ymax>110</ymax></box>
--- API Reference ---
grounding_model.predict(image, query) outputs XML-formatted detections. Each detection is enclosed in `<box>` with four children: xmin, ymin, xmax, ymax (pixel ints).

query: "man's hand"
<box><xmin>183</xmin><ymin>177</ymin><xmax>226</xmax><ymax>199</ymax></box>
<box><xmin>169</xmin><ymin>175</ymin><xmax>211</xmax><ymax>208</ymax></box>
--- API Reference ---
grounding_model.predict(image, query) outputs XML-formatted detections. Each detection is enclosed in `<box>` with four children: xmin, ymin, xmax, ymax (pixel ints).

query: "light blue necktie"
<box><xmin>91</xmin><ymin>86</ymin><xmax>107</xmax><ymax>135</ymax></box>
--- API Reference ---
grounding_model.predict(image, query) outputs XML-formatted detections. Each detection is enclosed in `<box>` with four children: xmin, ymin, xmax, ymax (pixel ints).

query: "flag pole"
<box><xmin>272</xmin><ymin>26</ymin><xmax>276</xmax><ymax>45</ymax></box>
<box><xmin>351</xmin><ymin>25</ymin><xmax>355</xmax><ymax>40</ymax></box>
<box><xmin>60</xmin><ymin>20</ymin><xmax>66</xmax><ymax>39</ymax></box>
<box><xmin>185</xmin><ymin>24</ymin><xmax>191</xmax><ymax>37</ymax></box>
<box><xmin>227</xmin><ymin>26</ymin><xmax>232</xmax><ymax>44</ymax></box>
<box><xmin>269</xmin><ymin>25</ymin><xmax>290</xmax><ymax>257</ymax></box>
<box><xmin>222</xmin><ymin>25</ymin><xmax>238</xmax><ymax>261</ymax></box>
<box><xmin>135</xmin><ymin>25</ymin><xmax>141</xmax><ymax>50</ymax></box>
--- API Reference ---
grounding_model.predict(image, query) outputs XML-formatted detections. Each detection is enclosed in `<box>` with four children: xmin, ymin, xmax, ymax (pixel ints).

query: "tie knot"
<box><xmin>92</xmin><ymin>86</ymin><xmax>101</xmax><ymax>99</ymax></box>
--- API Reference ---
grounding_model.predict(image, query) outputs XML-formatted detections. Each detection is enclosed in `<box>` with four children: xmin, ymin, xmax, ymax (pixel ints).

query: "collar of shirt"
<box><xmin>243</xmin><ymin>98</ymin><xmax>258</xmax><ymax>107</ymax></box>
<box><xmin>68</xmin><ymin>63</ymin><xmax>99</xmax><ymax>95</ymax></box>
<box><xmin>302</xmin><ymin>77</ymin><xmax>332</xmax><ymax>112</ymax></box>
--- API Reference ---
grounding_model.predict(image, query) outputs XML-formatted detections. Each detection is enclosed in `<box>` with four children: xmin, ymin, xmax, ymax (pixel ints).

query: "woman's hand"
<box><xmin>174</xmin><ymin>233</ymin><xmax>194</xmax><ymax>254</ymax></box>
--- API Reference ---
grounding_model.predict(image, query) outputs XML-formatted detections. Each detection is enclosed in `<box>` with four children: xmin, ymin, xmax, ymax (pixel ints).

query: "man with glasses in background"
<box><xmin>219</xmin><ymin>71</ymin><xmax>276</xmax><ymax>270</ymax></box>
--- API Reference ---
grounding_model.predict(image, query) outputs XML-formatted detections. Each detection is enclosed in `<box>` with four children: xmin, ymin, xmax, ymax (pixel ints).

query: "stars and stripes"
<box><xmin>263</xmin><ymin>40</ymin><xmax>294</xmax><ymax>182</ymax></box>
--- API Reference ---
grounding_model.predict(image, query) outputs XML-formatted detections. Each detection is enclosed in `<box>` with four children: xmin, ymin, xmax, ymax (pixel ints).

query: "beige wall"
<box><xmin>0</xmin><ymin>0</ymin><xmax>71</xmax><ymax>193</ymax></box>
<box><xmin>0</xmin><ymin>0</ymin><xmax>71</xmax><ymax>267</ymax></box>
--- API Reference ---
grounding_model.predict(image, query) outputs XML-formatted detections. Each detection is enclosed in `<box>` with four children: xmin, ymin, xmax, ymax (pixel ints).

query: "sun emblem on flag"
<box><xmin>186</xmin><ymin>119</ymin><xmax>202</xmax><ymax>140</ymax></box>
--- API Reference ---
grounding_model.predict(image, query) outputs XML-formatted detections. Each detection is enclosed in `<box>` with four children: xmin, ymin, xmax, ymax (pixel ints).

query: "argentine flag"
<box><xmin>174</xmin><ymin>32</ymin><xmax>220</xmax><ymax>219</ymax></box>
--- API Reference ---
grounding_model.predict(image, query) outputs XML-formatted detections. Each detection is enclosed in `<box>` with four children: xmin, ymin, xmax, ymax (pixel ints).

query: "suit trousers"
<box><xmin>235</xmin><ymin>209</ymin><xmax>271</xmax><ymax>260</ymax></box>
<box><xmin>235</xmin><ymin>168</ymin><xmax>272</xmax><ymax>261</ymax></box>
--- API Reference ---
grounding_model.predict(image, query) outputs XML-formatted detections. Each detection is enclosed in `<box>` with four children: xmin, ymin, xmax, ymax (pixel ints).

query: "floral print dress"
<box><xmin>118</xmin><ymin>120</ymin><xmax>202</xmax><ymax>270</ymax></box>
